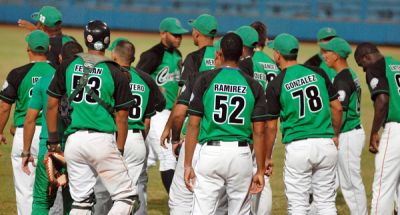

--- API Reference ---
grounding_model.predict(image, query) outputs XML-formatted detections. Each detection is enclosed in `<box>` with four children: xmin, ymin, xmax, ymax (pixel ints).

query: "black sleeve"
<box><xmin>0</xmin><ymin>64</ymin><xmax>34</xmax><ymax>103</ymax></box>
<box><xmin>177</xmin><ymin>77</ymin><xmax>193</xmax><ymax>106</ymax></box>
<box><xmin>239</xmin><ymin>57</ymin><xmax>254</xmax><ymax>77</ymax></box>
<box><xmin>365</xmin><ymin>58</ymin><xmax>389</xmax><ymax>100</ymax></box>
<box><xmin>109</xmin><ymin>63</ymin><xmax>135</xmax><ymax>110</ymax></box>
<box><xmin>47</xmin><ymin>57</ymin><xmax>75</xmax><ymax>98</ymax></box>
<box><xmin>137</xmin><ymin>70</ymin><xmax>166</xmax><ymax>116</ymax></box>
<box><xmin>265</xmin><ymin>73</ymin><xmax>283</xmax><ymax>120</ymax></box>
<box><xmin>333</xmin><ymin>70</ymin><xmax>355</xmax><ymax>111</ymax></box>
<box><xmin>304</xmin><ymin>54</ymin><xmax>322</xmax><ymax>67</ymax></box>
<box><xmin>179</xmin><ymin>53</ymin><xmax>198</xmax><ymax>86</ymax></box>
<box><xmin>242</xmin><ymin>74</ymin><xmax>268</xmax><ymax>122</ymax></box>
<box><xmin>136</xmin><ymin>51</ymin><xmax>161</xmax><ymax>75</ymax></box>
<box><xmin>303</xmin><ymin>65</ymin><xmax>338</xmax><ymax>100</ymax></box>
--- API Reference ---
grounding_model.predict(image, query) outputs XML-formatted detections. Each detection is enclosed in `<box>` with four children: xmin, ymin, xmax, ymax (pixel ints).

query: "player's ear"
<box><xmin>58</xmin><ymin>54</ymin><xmax>62</xmax><ymax>62</ymax></box>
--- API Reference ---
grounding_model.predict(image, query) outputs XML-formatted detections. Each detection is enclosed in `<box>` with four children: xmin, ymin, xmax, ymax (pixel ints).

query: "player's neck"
<box><xmin>220</xmin><ymin>61</ymin><xmax>239</xmax><ymax>68</ymax></box>
<box><xmin>279</xmin><ymin>60</ymin><xmax>297</xmax><ymax>70</ymax></box>
<box><xmin>333</xmin><ymin>60</ymin><xmax>348</xmax><ymax>73</ymax></box>
<box><xmin>29</xmin><ymin>55</ymin><xmax>47</xmax><ymax>62</ymax></box>
<box><xmin>88</xmin><ymin>50</ymin><xmax>105</xmax><ymax>56</ymax></box>
<box><xmin>197</xmin><ymin>38</ymin><xmax>213</xmax><ymax>49</ymax></box>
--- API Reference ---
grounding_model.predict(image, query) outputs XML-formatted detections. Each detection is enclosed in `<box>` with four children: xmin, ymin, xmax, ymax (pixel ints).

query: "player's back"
<box><xmin>252</xmin><ymin>50</ymin><xmax>280</xmax><ymax>89</ymax></box>
<box><xmin>382</xmin><ymin>56</ymin><xmax>400</xmax><ymax>122</ymax></box>
<box><xmin>271</xmin><ymin>64</ymin><xmax>336</xmax><ymax>143</ymax></box>
<box><xmin>192</xmin><ymin>67</ymin><xmax>263</xmax><ymax>143</ymax></box>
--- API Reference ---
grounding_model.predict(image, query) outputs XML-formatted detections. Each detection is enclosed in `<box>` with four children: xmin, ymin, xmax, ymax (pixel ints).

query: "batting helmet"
<box><xmin>84</xmin><ymin>20</ymin><xmax>110</xmax><ymax>51</ymax></box>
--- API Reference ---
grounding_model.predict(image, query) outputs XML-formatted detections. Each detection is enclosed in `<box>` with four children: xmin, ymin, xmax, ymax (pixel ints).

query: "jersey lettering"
<box><xmin>285</xmin><ymin>74</ymin><xmax>317</xmax><ymax>91</ymax></box>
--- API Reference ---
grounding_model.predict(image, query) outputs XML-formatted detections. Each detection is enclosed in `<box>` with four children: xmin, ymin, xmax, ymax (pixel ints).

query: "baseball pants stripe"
<box><xmin>337</xmin><ymin>127</ymin><xmax>367</xmax><ymax>215</ymax></box>
<box><xmin>11</xmin><ymin>126</ymin><xmax>41</xmax><ymax>215</ymax></box>
<box><xmin>192</xmin><ymin>142</ymin><xmax>253</xmax><ymax>215</ymax></box>
<box><xmin>284</xmin><ymin>138</ymin><xmax>337</xmax><ymax>215</ymax></box>
<box><xmin>371</xmin><ymin>122</ymin><xmax>400</xmax><ymax>215</ymax></box>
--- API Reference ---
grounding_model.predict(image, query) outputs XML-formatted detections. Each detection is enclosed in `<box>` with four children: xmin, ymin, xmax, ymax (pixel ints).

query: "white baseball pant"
<box><xmin>371</xmin><ymin>122</ymin><xmax>400</xmax><ymax>215</ymax></box>
<box><xmin>284</xmin><ymin>138</ymin><xmax>337</xmax><ymax>215</ymax></box>
<box><xmin>192</xmin><ymin>141</ymin><xmax>253</xmax><ymax>215</ymax></box>
<box><xmin>337</xmin><ymin>126</ymin><xmax>367</xmax><ymax>215</ymax></box>
<box><xmin>11</xmin><ymin>126</ymin><xmax>41</xmax><ymax>215</ymax></box>
<box><xmin>251</xmin><ymin>150</ymin><xmax>272</xmax><ymax>215</ymax></box>
<box><xmin>146</xmin><ymin>110</ymin><xmax>176</xmax><ymax>171</ymax></box>
<box><xmin>64</xmin><ymin>131</ymin><xmax>136</xmax><ymax>215</ymax></box>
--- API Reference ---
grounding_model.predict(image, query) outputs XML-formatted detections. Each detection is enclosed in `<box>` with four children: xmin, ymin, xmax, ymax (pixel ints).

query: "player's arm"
<box><xmin>330</xmin><ymin>99</ymin><xmax>343</xmax><ymax>146</ymax></box>
<box><xmin>22</xmin><ymin>108</ymin><xmax>39</xmax><ymax>175</ymax></box>
<box><xmin>17</xmin><ymin>19</ymin><xmax>37</xmax><ymax>31</ymax></box>
<box><xmin>332</xmin><ymin>72</ymin><xmax>353</xmax><ymax>129</ymax></box>
<box><xmin>264</xmin><ymin>119</ymin><xmax>277</xmax><ymax>172</ymax></box>
<box><xmin>144</xmin><ymin>118</ymin><xmax>150</xmax><ymax>139</ymax></box>
<box><xmin>115</xmin><ymin>109</ymin><xmax>129</xmax><ymax>154</ymax></box>
<box><xmin>184</xmin><ymin>115</ymin><xmax>200</xmax><ymax>192</ymax></box>
<box><xmin>369</xmin><ymin>94</ymin><xmax>389</xmax><ymax>153</ymax></box>
<box><xmin>0</xmin><ymin>101</ymin><xmax>12</xmax><ymax>144</ymax></box>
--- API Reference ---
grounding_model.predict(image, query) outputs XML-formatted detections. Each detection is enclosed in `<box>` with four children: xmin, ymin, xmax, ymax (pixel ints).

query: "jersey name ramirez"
<box><xmin>214</xmin><ymin>83</ymin><xmax>247</xmax><ymax>94</ymax></box>
<box><xmin>285</xmin><ymin>74</ymin><xmax>317</xmax><ymax>91</ymax></box>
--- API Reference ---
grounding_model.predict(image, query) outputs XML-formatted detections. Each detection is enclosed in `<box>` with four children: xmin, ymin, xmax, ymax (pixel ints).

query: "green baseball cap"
<box><xmin>235</xmin><ymin>26</ymin><xmax>258</xmax><ymax>48</ymax></box>
<box><xmin>267</xmin><ymin>33</ymin><xmax>299</xmax><ymax>56</ymax></box>
<box><xmin>107</xmin><ymin>37</ymin><xmax>129</xmax><ymax>51</ymax></box>
<box><xmin>159</xmin><ymin>17</ymin><xmax>188</xmax><ymax>34</ymax></box>
<box><xmin>189</xmin><ymin>14</ymin><xmax>218</xmax><ymax>37</ymax></box>
<box><xmin>319</xmin><ymin>37</ymin><xmax>352</xmax><ymax>58</ymax></box>
<box><xmin>317</xmin><ymin>27</ymin><xmax>337</xmax><ymax>41</ymax></box>
<box><xmin>25</xmin><ymin>30</ymin><xmax>49</xmax><ymax>53</ymax></box>
<box><xmin>31</xmin><ymin>6</ymin><xmax>62</xmax><ymax>27</ymax></box>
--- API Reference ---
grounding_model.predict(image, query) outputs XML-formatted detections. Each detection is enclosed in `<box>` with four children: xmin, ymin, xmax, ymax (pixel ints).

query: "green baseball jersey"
<box><xmin>266</xmin><ymin>64</ymin><xmax>338</xmax><ymax>143</ymax></box>
<box><xmin>127</xmin><ymin>67</ymin><xmax>165</xmax><ymax>130</ymax></box>
<box><xmin>0</xmin><ymin>62</ymin><xmax>55</xmax><ymax>127</ymax></box>
<box><xmin>333</xmin><ymin>68</ymin><xmax>362</xmax><ymax>132</ymax></box>
<box><xmin>179</xmin><ymin>45</ymin><xmax>216</xmax><ymax>86</ymax></box>
<box><xmin>252</xmin><ymin>50</ymin><xmax>280</xmax><ymax>90</ymax></box>
<box><xmin>47</xmin><ymin>55</ymin><xmax>134</xmax><ymax>135</ymax></box>
<box><xmin>304</xmin><ymin>53</ymin><xmax>337</xmax><ymax>83</ymax></box>
<box><xmin>366</xmin><ymin>56</ymin><xmax>400</xmax><ymax>123</ymax></box>
<box><xmin>188</xmin><ymin>67</ymin><xmax>268</xmax><ymax>144</ymax></box>
<box><xmin>137</xmin><ymin>43</ymin><xmax>182</xmax><ymax>110</ymax></box>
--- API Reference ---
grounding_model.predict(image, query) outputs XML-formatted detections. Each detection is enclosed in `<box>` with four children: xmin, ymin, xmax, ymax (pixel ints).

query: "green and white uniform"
<box><xmin>188</xmin><ymin>67</ymin><xmax>267</xmax><ymax>214</ymax></box>
<box><xmin>252</xmin><ymin>50</ymin><xmax>280</xmax><ymax>90</ymax></box>
<box><xmin>0</xmin><ymin>61</ymin><xmax>54</xmax><ymax>215</ymax></box>
<box><xmin>47</xmin><ymin>54</ymin><xmax>137</xmax><ymax>213</ymax></box>
<box><xmin>366</xmin><ymin>56</ymin><xmax>400</xmax><ymax>214</ymax></box>
<box><xmin>265</xmin><ymin>64</ymin><xmax>339</xmax><ymax>214</ymax></box>
<box><xmin>333</xmin><ymin>68</ymin><xmax>367</xmax><ymax>215</ymax></box>
<box><xmin>136</xmin><ymin>43</ymin><xmax>183</xmax><ymax>170</ymax></box>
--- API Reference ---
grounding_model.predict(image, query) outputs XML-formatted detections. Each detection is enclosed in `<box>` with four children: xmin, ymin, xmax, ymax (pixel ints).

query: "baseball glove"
<box><xmin>44</xmin><ymin>152</ymin><xmax>67</xmax><ymax>196</ymax></box>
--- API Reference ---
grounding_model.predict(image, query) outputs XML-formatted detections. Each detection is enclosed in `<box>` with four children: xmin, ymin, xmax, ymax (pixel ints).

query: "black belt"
<box><xmin>131</xmin><ymin>129</ymin><xmax>141</xmax><ymax>133</ymax></box>
<box><xmin>354</xmin><ymin>124</ymin><xmax>362</xmax><ymax>130</ymax></box>
<box><xmin>206</xmin><ymin>140</ymin><xmax>248</xmax><ymax>147</ymax></box>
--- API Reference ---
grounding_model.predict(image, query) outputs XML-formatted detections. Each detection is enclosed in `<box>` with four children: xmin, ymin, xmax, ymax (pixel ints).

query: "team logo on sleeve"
<box><xmin>370</xmin><ymin>78</ymin><xmax>379</xmax><ymax>89</ymax></box>
<box><xmin>1</xmin><ymin>81</ymin><xmax>8</xmax><ymax>90</ymax></box>
<box><xmin>338</xmin><ymin>90</ymin><xmax>346</xmax><ymax>102</ymax></box>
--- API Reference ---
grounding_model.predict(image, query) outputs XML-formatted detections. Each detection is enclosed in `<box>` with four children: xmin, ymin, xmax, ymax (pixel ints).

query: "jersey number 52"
<box><xmin>213</xmin><ymin>94</ymin><xmax>245</xmax><ymax>125</ymax></box>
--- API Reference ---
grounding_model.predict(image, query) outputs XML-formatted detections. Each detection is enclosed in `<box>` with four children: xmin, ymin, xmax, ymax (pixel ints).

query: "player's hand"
<box><xmin>250</xmin><ymin>172</ymin><xmax>265</xmax><ymax>194</ymax></box>
<box><xmin>22</xmin><ymin>153</ymin><xmax>35</xmax><ymax>175</ymax></box>
<box><xmin>369</xmin><ymin>133</ymin><xmax>380</xmax><ymax>154</ymax></box>
<box><xmin>160</xmin><ymin>127</ymin><xmax>171</xmax><ymax>149</ymax></box>
<box><xmin>0</xmin><ymin>133</ymin><xmax>7</xmax><ymax>144</ymax></box>
<box><xmin>10</xmin><ymin>126</ymin><xmax>16</xmax><ymax>136</ymax></box>
<box><xmin>332</xmin><ymin>136</ymin><xmax>339</xmax><ymax>149</ymax></box>
<box><xmin>172</xmin><ymin>140</ymin><xmax>183</xmax><ymax>158</ymax></box>
<box><xmin>17</xmin><ymin>19</ymin><xmax>37</xmax><ymax>31</ymax></box>
<box><xmin>265</xmin><ymin>159</ymin><xmax>273</xmax><ymax>176</ymax></box>
<box><xmin>184</xmin><ymin>166</ymin><xmax>196</xmax><ymax>192</ymax></box>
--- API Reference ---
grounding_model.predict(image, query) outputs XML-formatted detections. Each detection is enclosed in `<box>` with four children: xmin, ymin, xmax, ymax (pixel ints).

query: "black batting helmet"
<box><xmin>84</xmin><ymin>20</ymin><xmax>110</xmax><ymax>51</ymax></box>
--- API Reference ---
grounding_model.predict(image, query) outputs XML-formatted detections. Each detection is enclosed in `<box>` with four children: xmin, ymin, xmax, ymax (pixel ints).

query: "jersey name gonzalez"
<box><xmin>284</xmin><ymin>74</ymin><xmax>317</xmax><ymax>91</ymax></box>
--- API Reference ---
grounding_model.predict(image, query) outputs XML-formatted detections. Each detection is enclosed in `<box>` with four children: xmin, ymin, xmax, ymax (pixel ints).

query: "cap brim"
<box><xmin>318</xmin><ymin>42</ymin><xmax>331</xmax><ymax>51</ymax></box>
<box><xmin>31</xmin><ymin>12</ymin><xmax>40</xmax><ymax>21</ymax></box>
<box><xmin>170</xmin><ymin>28</ymin><xmax>189</xmax><ymax>34</ymax></box>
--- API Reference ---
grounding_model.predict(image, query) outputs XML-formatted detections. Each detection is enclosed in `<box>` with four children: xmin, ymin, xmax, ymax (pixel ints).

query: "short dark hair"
<box><xmin>354</xmin><ymin>42</ymin><xmax>380</xmax><ymax>60</ymax></box>
<box><xmin>250</xmin><ymin>21</ymin><xmax>267</xmax><ymax>48</ymax></box>
<box><xmin>114</xmin><ymin>40</ymin><xmax>136</xmax><ymax>64</ymax></box>
<box><xmin>61</xmin><ymin>41</ymin><xmax>83</xmax><ymax>60</ymax></box>
<box><xmin>282</xmin><ymin>54</ymin><xmax>298</xmax><ymax>61</ymax></box>
<box><xmin>220</xmin><ymin>32</ymin><xmax>243</xmax><ymax>62</ymax></box>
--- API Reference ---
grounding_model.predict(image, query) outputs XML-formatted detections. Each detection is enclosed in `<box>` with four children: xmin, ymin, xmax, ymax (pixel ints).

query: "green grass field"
<box><xmin>0</xmin><ymin>25</ymin><xmax>399</xmax><ymax>215</ymax></box>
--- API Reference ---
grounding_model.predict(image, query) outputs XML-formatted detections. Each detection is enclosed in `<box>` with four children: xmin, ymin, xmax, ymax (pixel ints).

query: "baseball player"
<box><xmin>184</xmin><ymin>33</ymin><xmax>268</xmax><ymax>214</ymax></box>
<box><xmin>0</xmin><ymin>30</ymin><xmax>52</xmax><ymax>215</ymax></box>
<box><xmin>264</xmin><ymin>33</ymin><xmax>343</xmax><ymax>214</ymax></box>
<box><xmin>304</xmin><ymin>27</ymin><xmax>338</xmax><ymax>83</ymax></box>
<box><xmin>18</xmin><ymin>6</ymin><xmax>75</xmax><ymax>65</ymax></box>
<box><xmin>354</xmin><ymin>43</ymin><xmax>400</xmax><ymax>215</ymax></box>
<box><xmin>22</xmin><ymin>41</ymin><xmax>82</xmax><ymax>215</ymax></box>
<box><xmin>320</xmin><ymin>37</ymin><xmax>367</xmax><ymax>215</ymax></box>
<box><xmin>46</xmin><ymin>20</ymin><xmax>137</xmax><ymax>214</ymax></box>
<box><xmin>164</xmin><ymin>14</ymin><xmax>220</xmax><ymax>214</ymax></box>
<box><xmin>136</xmin><ymin>17</ymin><xmax>188</xmax><ymax>192</ymax></box>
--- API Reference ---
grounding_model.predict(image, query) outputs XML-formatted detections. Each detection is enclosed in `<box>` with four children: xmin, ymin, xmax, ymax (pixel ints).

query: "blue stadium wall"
<box><xmin>1</xmin><ymin>0</ymin><xmax>399</xmax><ymax>45</ymax></box>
